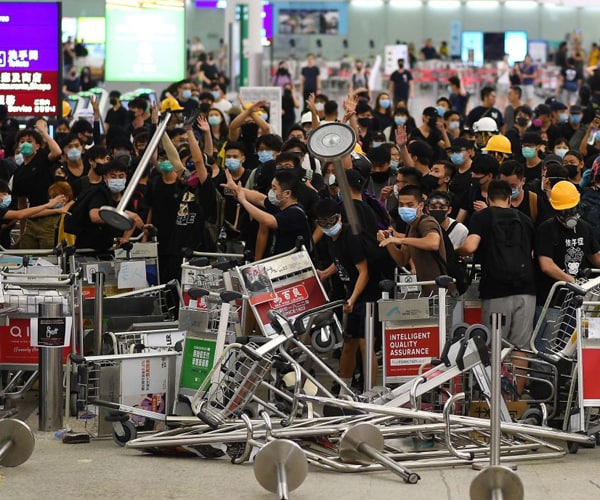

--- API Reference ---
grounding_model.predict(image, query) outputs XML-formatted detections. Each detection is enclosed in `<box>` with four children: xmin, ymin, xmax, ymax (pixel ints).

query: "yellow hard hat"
<box><xmin>62</xmin><ymin>100</ymin><xmax>72</xmax><ymax>118</ymax></box>
<box><xmin>550</xmin><ymin>180</ymin><xmax>580</xmax><ymax>210</ymax></box>
<box><xmin>160</xmin><ymin>97</ymin><xmax>184</xmax><ymax>113</ymax></box>
<box><xmin>482</xmin><ymin>134</ymin><xmax>512</xmax><ymax>155</ymax></box>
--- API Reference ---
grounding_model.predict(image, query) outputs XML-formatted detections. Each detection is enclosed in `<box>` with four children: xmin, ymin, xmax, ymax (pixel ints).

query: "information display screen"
<box><xmin>105</xmin><ymin>5</ymin><xmax>185</xmax><ymax>82</ymax></box>
<box><xmin>461</xmin><ymin>31</ymin><xmax>484</xmax><ymax>67</ymax></box>
<box><xmin>0</xmin><ymin>2</ymin><xmax>61</xmax><ymax>117</ymax></box>
<box><xmin>505</xmin><ymin>31</ymin><xmax>528</xmax><ymax>66</ymax></box>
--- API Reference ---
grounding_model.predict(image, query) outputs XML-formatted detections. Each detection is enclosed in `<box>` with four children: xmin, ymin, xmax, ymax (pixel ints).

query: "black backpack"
<box><xmin>63</xmin><ymin>185</ymin><xmax>108</xmax><ymax>236</ymax></box>
<box><xmin>485</xmin><ymin>207</ymin><xmax>533</xmax><ymax>286</ymax></box>
<box><xmin>579</xmin><ymin>187</ymin><xmax>600</xmax><ymax>245</ymax></box>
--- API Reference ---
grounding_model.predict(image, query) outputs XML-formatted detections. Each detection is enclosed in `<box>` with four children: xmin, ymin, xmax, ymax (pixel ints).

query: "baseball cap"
<box><xmin>301</xmin><ymin>112</ymin><xmax>313</xmax><ymax>124</ymax></box>
<box><xmin>542</xmin><ymin>154</ymin><xmax>563</xmax><ymax>168</ymax></box>
<box><xmin>549</xmin><ymin>101</ymin><xmax>568</xmax><ymax>111</ymax></box>
<box><xmin>346</xmin><ymin>168</ymin><xmax>364</xmax><ymax>189</ymax></box>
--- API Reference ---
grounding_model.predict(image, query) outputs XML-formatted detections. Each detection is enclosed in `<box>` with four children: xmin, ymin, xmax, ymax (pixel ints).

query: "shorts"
<box><xmin>496</xmin><ymin>83</ymin><xmax>509</xmax><ymax>95</ymax></box>
<box><xmin>481</xmin><ymin>294</ymin><xmax>535</xmax><ymax>349</ymax></box>
<box><xmin>522</xmin><ymin>84</ymin><xmax>535</xmax><ymax>101</ymax></box>
<box><xmin>345</xmin><ymin>302</ymin><xmax>381</xmax><ymax>341</ymax></box>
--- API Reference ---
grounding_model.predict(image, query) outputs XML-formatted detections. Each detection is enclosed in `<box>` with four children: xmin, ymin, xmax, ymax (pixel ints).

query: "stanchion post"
<box><xmin>490</xmin><ymin>312</ymin><xmax>503</xmax><ymax>467</ymax></box>
<box><xmin>93</xmin><ymin>271</ymin><xmax>105</xmax><ymax>356</ymax></box>
<box><xmin>38</xmin><ymin>303</ymin><xmax>64</xmax><ymax>432</ymax></box>
<box><xmin>364</xmin><ymin>302</ymin><xmax>375</xmax><ymax>392</ymax></box>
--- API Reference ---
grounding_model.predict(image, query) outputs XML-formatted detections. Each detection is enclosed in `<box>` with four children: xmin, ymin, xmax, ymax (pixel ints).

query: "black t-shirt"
<box><xmin>265</xmin><ymin>201</ymin><xmax>311</xmax><ymax>257</ymax></box>
<box><xmin>301</xmin><ymin>66</ymin><xmax>320</xmax><ymax>93</ymax></box>
<box><xmin>213</xmin><ymin>168</ymin><xmax>252</xmax><ymax>226</ymax></box>
<box><xmin>75</xmin><ymin>184</ymin><xmax>122</xmax><ymax>252</ymax></box>
<box><xmin>524</xmin><ymin>161</ymin><xmax>543</xmax><ymax>185</ymax></box>
<box><xmin>12</xmin><ymin>150</ymin><xmax>55</xmax><ymax>206</ymax></box>
<box><xmin>325</xmin><ymin>224</ymin><xmax>380</xmax><ymax>303</ymax></box>
<box><xmin>172</xmin><ymin>178</ymin><xmax>217</xmax><ymax>254</ymax></box>
<box><xmin>448</xmin><ymin>167</ymin><xmax>472</xmax><ymax>217</ymax></box>
<box><xmin>535</xmin><ymin>218</ymin><xmax>600</xmax><ymax>304</ymax></box>
<box><xmin>146</xmin><ymin>177</ymin><xmax>184</xmax><ymax>256</ymax></box>
<box><xmin>410</xmin><ymin>127</ymin><xmax>444</xmax><ymax>161</ymax></box>
<box><xmin>389</xmin><ymin>70</ymin><xmax>413</xmax><ymax>101</ymax></box>
<box><xmin>469</xmin><ymin>207</ymin><xmax>536</xmax><ymax>299</ymax></box>
<box><xmin>465</xmin><ymin>106</ymin><xmax>504</xmax><ymax>129</ymax></box>
<box><xmin>105</xmin><ymin>107</ymin><xmax>129</xmax><ymax>129</ymax></box>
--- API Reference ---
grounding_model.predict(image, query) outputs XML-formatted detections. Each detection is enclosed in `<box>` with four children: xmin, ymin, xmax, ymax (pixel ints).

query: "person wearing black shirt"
<box><xmin>300</xmin><ymin>54</ymin><xmax>321</xmax><ymax>108</ymax></box>
<box><xmin>77</xmin><ymin>161</ymin><xmax>144</xmax><ymax>253</ymax></box>
<box><xmin>465</xmin><ymin>86</ymin><xmax>504</xmax><ymax>130</ymax></box>
<box><xmin>315</xmin><ymin>199</ymin><xmax>380</xmax><ymax>393</ymax></box>
<box><xmin>104</xmin><ymin>91</ymin><xmax>129</xmax><ymax>132</ymax></box>
<box><xmin>12</xmin><ymin>122</ymin><xmax>63</xmax><ymax>248</ymax></box>
<box><xmin>222</xmin><ymin>169</ymin><xmax>311</xmax><ymax>258</ymax></box>
<box><xmin>456</xmin><ymin>154</ymin><xmax>498</xmax><ymax>226</ymax></box>
<box><xmin>388</xmin><ymin>59</ymin><xmax>414</xmax><ymax>107</ymax></box>
<box><xmin>457</xmin><ymin>180</ymin><xmax>535</xmax><ymax>392</ymax></box>
<box><xmin>536</xmin><ymin>181</ymin><xmax>600</xmax><ymax>305</ymax></box>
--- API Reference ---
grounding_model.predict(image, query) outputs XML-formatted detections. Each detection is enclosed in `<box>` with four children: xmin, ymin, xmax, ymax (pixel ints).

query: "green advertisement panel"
<box><xmin>179</xmin><ymin>337</ymin><xmax>217</xmax><ymax>392</ymax></box>
<box><xmin>105</xmin><ymin>5</ymin><xmax>185</xmax><ymax>82</ymax></box>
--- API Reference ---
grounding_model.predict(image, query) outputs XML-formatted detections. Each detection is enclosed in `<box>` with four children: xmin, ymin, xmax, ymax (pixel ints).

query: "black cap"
<box><xmin>534</xmin><ymin>104</ymin><xmax>552</xmax><ymax>116</ymax></box>
<box><xmin>450</xmin><ymin>137</ymin><xmax>474</xmax><ymax>151</ymax></box>
<box><xmin>550</xmin><ymin>101</ymin><xmax>568</xmax><ymax>111</ymax></box>
<box><xmin>543</xmin><ymin>154</ymin><xmax>563</xmax><ymax>167</ymax></box>
<box><xmin>346</xmin><ymin>168</ymin><xmax>364</xmax><ymax>189</ymax></box>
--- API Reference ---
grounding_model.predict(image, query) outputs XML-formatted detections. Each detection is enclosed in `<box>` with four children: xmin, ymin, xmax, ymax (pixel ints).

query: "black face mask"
<box><xmin>428</xmin><ymin>209</ymin><xmax>446</xmax><ymax>224</ymax></box>
<box><xmin>370</xmin><ymin>170</ymin><xmax>390</xmax><ymax>183</ymax></box>
<box><xmin>422</xmin><ymin>174</ymin><xmax>440</xmax><ymax>194</ymax></box>
<box><xmin>566</xmin><ymin>164</ymin><xmax>579</xmax><ymax>179</ymax></box>
<box><xmin>358</xmin><ymin>117</ymin><xmax>374</xmax><ymax>129</ymax></box>
<box><xmin>516</xmin><ymin>116</ymin><xmax>529</xmax><ymax>127</ymax></box>
<box><xmin>428</xmin><ymin>116</ymin><xmax>437</xmax><ymax>128</ymax></box>
<box><xmin>109</xmin><ymin>98</ymin><xmax>118</xmax><ymax>106</ymax></box>
<box><xmin>54</xmin><ymin>132</ymin><xmax>68</xmax><ymax>144</ymax></box>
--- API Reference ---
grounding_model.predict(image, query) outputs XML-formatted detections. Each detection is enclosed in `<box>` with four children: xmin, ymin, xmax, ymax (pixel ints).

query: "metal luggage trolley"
<box><xmin>0</xmin><ymin>260</ymin><xmax>78</xmax><ymax>403</ymax></box>
<box><xmin>525</xmin><ymin>275</ymin><xmax>600</xmax><ymax>428</ymax></box>
<box><xmin>72</xmin><ymin>350</ymin><xmax>179</xmax><ymax>444</ymax></box>
<box><xmin>378</xmin><ymin>275</ymin><xmax>453</xmax><ymax>385</ymax></box>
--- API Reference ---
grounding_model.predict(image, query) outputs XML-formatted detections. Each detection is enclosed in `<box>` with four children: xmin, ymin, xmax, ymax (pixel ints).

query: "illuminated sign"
<box><xmin>105</xmin><ymin>5</ymin><xmax>185</xmax><ymax>82</ymax></box>
<box><xmin>0</xmin><ymin>2</ymin><xmax>61</xmax><ymax>117</ymax></box>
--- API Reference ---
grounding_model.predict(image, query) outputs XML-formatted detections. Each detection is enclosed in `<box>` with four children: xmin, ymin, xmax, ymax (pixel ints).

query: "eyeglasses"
<box><xmin>316</xmin><ymin>215</ymin><xmax>339</xmax><ymax>229</ymax></box>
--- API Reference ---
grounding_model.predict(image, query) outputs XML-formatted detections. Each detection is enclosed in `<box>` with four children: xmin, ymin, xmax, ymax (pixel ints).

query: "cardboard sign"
<box><xmin>384</xmin><ymin>324</ymin><xmax>441</xmax><ymax>382</ymax></box>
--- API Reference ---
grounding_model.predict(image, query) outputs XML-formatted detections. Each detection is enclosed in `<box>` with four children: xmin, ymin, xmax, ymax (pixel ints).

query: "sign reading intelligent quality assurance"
<box><xmin>0</xmin><ymin>2</ymin><xmax>61</xmax><ymax>117</ymax></box>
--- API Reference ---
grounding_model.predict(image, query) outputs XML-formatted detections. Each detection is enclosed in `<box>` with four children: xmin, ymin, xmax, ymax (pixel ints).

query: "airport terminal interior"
<box><xmin>2</xmin><ymin>0</ymin><xmax>600</xmax><ymax>498</ymax></box>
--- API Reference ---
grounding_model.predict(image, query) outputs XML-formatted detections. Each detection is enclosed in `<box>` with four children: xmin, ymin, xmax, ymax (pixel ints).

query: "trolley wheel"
<box><xmin>69</xmin><ymin>393</ymin><xmax>79</xmax><ymax>417</ymax></box>
<box><xmin>111</xmin><ymin>420</ymin><xmax>137</xmax><ymax>447</ymax></box>
<box><xmin>520</xmin><ymin>408</ymin><xmax>543</xmax><ymax>426</ymax></box>
<box><xmin>465</xmin><ymin>324</ymin><xmax>491</xmax><ymax>346</ymax></box>
<box><xmin>568</xmin><ymin>441</ymin><xmax>579</xmax><ymax>454</ymax></box>
<box><xmin>311</xmin><ymin>329</ymin><xmax>335</xmax><ymax>353</ymax></box>
<box><xmin>450</xmin><ymin>323</ymin><xmax>469</xmax><ymax>341</ymax></box>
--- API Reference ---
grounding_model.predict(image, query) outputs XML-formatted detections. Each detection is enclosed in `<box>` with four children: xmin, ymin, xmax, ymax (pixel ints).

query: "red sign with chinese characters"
<box><xmin>0</xmin><ymin>3</ymin><xmax>61</xmax><ymax>117</ymax></box>
<box><xmin>0</xmin><ymin>317</ymin><xmax>70</xmax><ymax>365</ymax></box>
<box><xmin>384</xmin><ymin>325</ymin><xmax>441</xmax><ymax>380</ymax></box>
<box><xmin>251</xmin><ymin>277</ymin><xmax>326</xmax><ymax>334</ymax></box>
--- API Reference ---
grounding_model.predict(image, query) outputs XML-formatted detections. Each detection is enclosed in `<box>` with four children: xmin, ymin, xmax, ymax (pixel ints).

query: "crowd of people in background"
<box><xmin>2</xmin><ymin>37</ymin><xmax>600</xmax><ymax>391</ymax></box>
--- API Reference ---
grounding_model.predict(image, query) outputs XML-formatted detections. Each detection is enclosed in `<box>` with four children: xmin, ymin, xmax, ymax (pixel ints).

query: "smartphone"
<box><xmin>588</xmin><ymin>130</ymin><xmax>597</xmax><ymax>146</ymax></box>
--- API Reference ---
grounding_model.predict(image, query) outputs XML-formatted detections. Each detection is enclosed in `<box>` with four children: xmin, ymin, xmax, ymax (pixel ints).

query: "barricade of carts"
<box><xmin>3</xmin><ymin>242</ymin><xmax>600</xmax><ymax>498</ymax></box>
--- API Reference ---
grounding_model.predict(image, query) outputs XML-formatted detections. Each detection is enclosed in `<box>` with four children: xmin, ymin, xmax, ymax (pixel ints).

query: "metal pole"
<box><xmin>276</xmin><ymin>463</ymin><xmax>290</xmax><ymax>500</ymax></box>
<box><xmin>38</xmin><ymin>303</ymin><xmax>64</xmax><ymax>432</ymax></box>
<box><xmin>333</xmin><ymin>158</ymin><xmax>360</xmax><ymax>235</ymax></box>
<box><xmin>99</xmin><ymin>112</ymin><xmax>171</xmax><ymax>230</ymax></box>
<box><xmin>490</xmin><ymin>312</ymin><xmax>503</xmax><ymax>467</ymax></box>
<box><xmin>93</xmin><ymin>271</ymin><xmax>105</xmax><ymax>356</ymax></box>
<box><xmin>364</xmin><ymin>302</ymin><xmax>375</xmax><ymax>392</ymax></box>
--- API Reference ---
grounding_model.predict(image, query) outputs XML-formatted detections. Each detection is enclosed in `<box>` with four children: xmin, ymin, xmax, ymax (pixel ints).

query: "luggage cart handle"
<box><xmin>291</xmin><ymin>300</ymin><xmax>345</xmax><ymax>337</ymax></box>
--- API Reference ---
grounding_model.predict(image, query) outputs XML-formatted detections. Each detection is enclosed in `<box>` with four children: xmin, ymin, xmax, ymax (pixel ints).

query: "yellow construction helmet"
<box><xmin>62</xmin><ymin>100</ymin><xmax>72</xmax><ymax>118</ymax></box>
<box><xmin>160</xmin><ymin>97</ymin><xmax>184</xmax><ymax>113</ymax></box>
<box><xmin>482</xmin><ymin>134</ymin><xmax>512</xmax><ymax>155</ymax></box>
<box><xmin>549</xmin><ymin>180</ymin><xmax>580</xmax><ymax>210</ymax></box>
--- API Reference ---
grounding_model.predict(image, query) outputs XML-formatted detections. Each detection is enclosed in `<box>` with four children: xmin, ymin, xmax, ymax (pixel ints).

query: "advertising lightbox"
<box><xmin>105</xmin><ymin>5</ymin><xmax>185</xmax><ymax>82</ymax></box>
<box><xmin>0</xmin><ymin>2</ymin><xmax>61</xmax><ymax>117</ymax></box>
